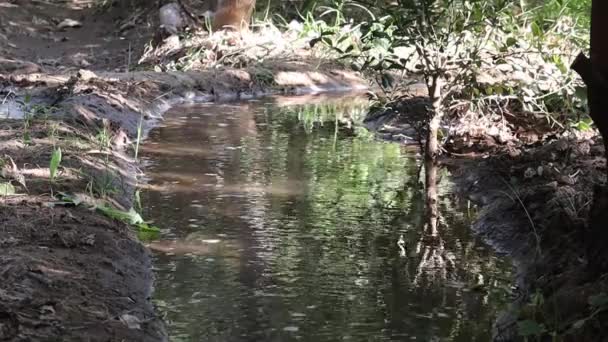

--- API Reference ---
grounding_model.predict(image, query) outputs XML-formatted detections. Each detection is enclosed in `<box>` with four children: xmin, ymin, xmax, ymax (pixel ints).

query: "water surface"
<box><xmin>140</xmin><ymin>96</ymin><xmax>512</xmax><ymax>342</ymax></box>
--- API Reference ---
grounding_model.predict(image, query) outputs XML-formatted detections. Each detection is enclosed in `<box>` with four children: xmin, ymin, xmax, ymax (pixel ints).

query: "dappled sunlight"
<box><xmin>141</xmin><ymin>178</ymin><xmax>305</xmax><ymax>198</ymax></box>
<box><xmin>218</xmin><ymin>182</ymin><xmax>306</xmax><ymax>197</ymax></box>
<box><xmin>147</xmin><ymin>240</ymin><xmax>221</xmax><ymax>256</ymax></box>
<box><xmin>272</xmin><ymin>93</ymin><xmax>368</xmax><ymax>107</ymax></box>
<box><xmin>20</xmin><ymin>167</ymin><xmax>78</xmax><ymax>181</ymax></box>
<box><xmin>272</xmin><ymin>69</ymin><xmax>369</xmax><ymax>91</ymax></box>
<box><xmin>139</xmin><ymin>143</ymin><xmax>215</xmax><ymax>158</ymax></box>
<box><xmin>147</xmin><ymin>237</ymin><xmax>242</xmax><ymax>258</ymax></box>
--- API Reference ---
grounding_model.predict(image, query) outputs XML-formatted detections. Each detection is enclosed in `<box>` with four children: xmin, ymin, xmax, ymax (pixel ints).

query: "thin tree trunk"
<box><xmin>571</xmin><ymin>0</ymin><xmax>608</xmax><ymax>271</ymax></box>
<box><xmin>425</xmin><ymin>75</ymin><xmax>443</xmax><ymax>162</ymax></box>
<box><xmin>424</xmin><ymin>74</ymin><xmax>442</xmax><ymax>237</ymax></box>
<box><xmin>425</xmin><ymin>157</ymin><xmax>439</xmax><ymax>237</ymax></box>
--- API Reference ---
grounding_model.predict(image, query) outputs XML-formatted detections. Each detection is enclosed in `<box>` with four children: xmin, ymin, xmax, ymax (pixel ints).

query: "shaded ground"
<box><xmin>0</xmin><ymin>0</ymin><xmax>153</xmax><ymax>71</ymax></box>
<box><xmin>0</xmin><ymin>197</ymin><xmax>165</xmax><ymax>342</ymax></box>
<box><xmin>451</xmin><ymin>137</ymin><xmax>608</xmax><ymax>341</ymax></box>
<box><xmin>365</xmin><ymin>92</ymin><xmax>608</xmax><ymax>340</ymax></box>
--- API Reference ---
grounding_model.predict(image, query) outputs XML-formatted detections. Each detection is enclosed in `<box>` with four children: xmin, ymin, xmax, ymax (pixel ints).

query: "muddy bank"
<box><xmin>3</xmin><ymin>63</ymin><xmax>367</xmax><ymax>129</ymax></box>
<box><xmin>0</xmin><ymin>98</ymin><xmax>166</xmax><ymax>340</ymax></box>
<box><xmin>0</xmin><ymin>197</ymin><xmax>165</xmax><ymax>341</ymax></box>
<box><xmin>365</xmin><ymin>95</ymin><xmax>608</xmax><ymax>340</ymax></box>
<box><xmin>452</xmin><ymin>138</ymin><xmax>608</xmax><ymax>341</ymax></box>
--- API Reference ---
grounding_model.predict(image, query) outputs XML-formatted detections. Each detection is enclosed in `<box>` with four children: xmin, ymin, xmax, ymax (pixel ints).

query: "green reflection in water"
<box><xmin>141</xmin><ymin>97</ymin><xmax>512</xmax><ymax>342</ymax></box>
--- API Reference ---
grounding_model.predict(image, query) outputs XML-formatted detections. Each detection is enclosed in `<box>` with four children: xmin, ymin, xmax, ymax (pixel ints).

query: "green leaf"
<box><xmin>308</xmin><ymin>37</ymin><xmax>322</xmax><ymax>47</ymax></box>
<box><xmin>589</xmin><ymin>293</ymin><xmax>608</xmax><ymax>308</ymax></box>
<box><xmin>55</xmin><ymin>192</ymin><xmax>85</xmax><ymax>206</ymax></box>
<box><xmin>571</xmin><ymin>116</ymin><xmax>594</xmax><ymax>131</ymax></box>
<box><xmin>97</xmin><ymin>206</ymin><xmax>144</xmax><ymax>225</ymax></box>
<box><xmin>0</xmin><ymin>182</ymin><xmax>16</xmax><ymax>196</ymax></box>
<box><xmin>506</xmin><ymin>37</ymin><xmax>517</xmax><ymax>47</ymax></box>
<box><xmin>517</xmin><ymin>320</ymin><xmax>546</xmax><ymax>337</ymax></box>
<box><xmin>126</xmin><ymin>208</ymin><xmax>144</xmax><ymax>225</ymax></box>
<box><xmin>574</xmin><ymin>86</ymin><xmax>588</xmax><ymax>102</ymax></box>
<box><xmin>137</xmin><ymin>229</ymin><xmax>160</xmax><ymax>242</ymax></box>
<box><xmin>49</xmin><ymin>147</ymin><xmax>62</xmax><ymax>181</ymax></box>
<box><xmin>137</xmin><ymin>223</ymin><xmax>161</xmax><ymax>242</ymax></box>
<box><xmin>381</xmin><ymin>73</ymin><xmax>394</xmax><ymax>89</ymax></box>
<box><xmin>572</xmin><ymin>319</ymin><xmax>586</xmax><ymax>330</ymax></box>
<box><xmin>531</xmin><ymin>22</ymin><xmax>543</xmax><ymax>38</ymax></box>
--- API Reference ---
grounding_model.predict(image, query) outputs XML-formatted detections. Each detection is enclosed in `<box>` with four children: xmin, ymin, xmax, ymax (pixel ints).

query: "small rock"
<box><xmin>507</xmin><ymin>148</ymin><xmax>522</xmax><ymax>158</ymax></box>
<box><xmin>497</xmin><ymin>131</ymin><xmax>513</xmax><ymax>144</ymax></box>
<box><xmin>554</xmin><ymin>139</ymin><xmax>570</xmax><ymax>151</ymax></box>
<box><xmin>159</xmin><ymin>3</ymin><xmax>185</xmax><ymax>35</ymax></box>
<box><xmin>487</xmin><ymin>126</ymin><xmax>500</xmax><ymax>137</ymax></box>
<box><xmin>160</xmin><ymin>35</ymin><xmax>181</xmax><ymax>53</ymax></box>
<box><xmin>524</xmin><ymin>167</ymin><xmax>537</xmax><ymax>179</ymax></box>
<box><xmin>537</xmin><ymin>166</ymin><xmax>544</xmax><ymax>177</ymax></box>
<box><xmin>576</xmin><ymin>141</ymin><xmax>591</xmax><ymax>156</ymax></box>
<box><xmin>81</xmin><ymin>234</ymin><xmax>96</xmax><ymax>246</ymax></box>
<box><xmin>57</xmin><ymin>19</ymin><xmax>82</xmax><ymax>30</ymax></box>
<box><xmin>77</xmin><ymin>69</ymin><xmax>97</xmax><ymax>81</ymax></box>
<box><xmin>120</xmin><ymin>314</ymin><xmax>142</xmax><ymax>330</ymax></box>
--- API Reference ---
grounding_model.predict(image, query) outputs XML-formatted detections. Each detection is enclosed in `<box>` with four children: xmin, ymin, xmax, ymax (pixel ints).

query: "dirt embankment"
<box><xmin>0</xmin><ymin>197</ymin><xmax>167</xmax><ymax>341</ymax></box>
<box><xmin>452</xmin><ymin>139</ymin><xmax>608</xmax><ymax>341</ymax></box>
<box><xmin>365</xmin><ymin>89</ymin><xmax>608</xmax><ymax>340</ymax></box>
<box><xmin>0</xmin><ymin>1</ymin><xmax>368</xmax><ymax>341</ymax></box>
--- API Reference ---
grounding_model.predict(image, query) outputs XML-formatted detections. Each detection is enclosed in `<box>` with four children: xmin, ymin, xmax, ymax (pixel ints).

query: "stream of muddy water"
<box><xmin>140</xmin><ymin>96</ymin><xmax>513</xmax><ymax>342</ymax></box>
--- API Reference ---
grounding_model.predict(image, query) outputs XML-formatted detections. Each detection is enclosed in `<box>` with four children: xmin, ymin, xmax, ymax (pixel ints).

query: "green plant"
<box><xmin>569</xmin><ymin>293</ymin><xmax>608</xmax><ymax>333</ymax></box>
<box><xmin>55</xmin><ymin>192</ymin><xmax>160</xmax><ymax>240</ymax></box>
<box><xmin>517</xmin><ymin>319</ymin><xmax>547</xmax><ymax>340</ymax></box>
<box><xmin>96</xmin><ymin>205</ymin><xmax>160</xmax><ymax>239</ymax></box>
<box><xmin>134</xmin><ymin>113</ymin><xmax>144</xmax><ymax>160</ymax></box>
<box><xmin>48</xmin><ymin>121</ymin><xmax>62</xmax><ymax>183</ymax></box>
<box><xmin>516</xmin><ymin>290</ymin><xmax>554</xmax><ymax>341</ymax></box>
<box><xmin>95</xmin><ymin>126</ymin><xmax>112</xmax><ymax>149</ymax></box>
<box><xmin>252</xmin><ymin>67</ymin><xmax>276</xmax><ymax>87</ymax></box>
<box><xmin>304</xmin><ymin>0</ymin><xmax>590</xmax><ymax>138</ymax></box>
<box><xmin>49</xmin><ymin>147</ymin><xmax>62</xmax><ymax>182</ymax></box>
<box><xmin>134</xmin><ymin>188</ymin><xmax>143</xmax><ymax>212</ymax></box>
<box><xmin>22</xmin><ymin>94</ymin><xmax>32</xmax><ymax>145</ymax></box>
<box><xmin>0</xmin><ymin>182</ymin><xmax>16</xmax><ymax>197</ymax></box>
<box><xmin>93</xmin><ymin>124</ymin><xmax>117</xmax><ymax>198</ymax></box>
<box><xmin>515</xmin><ymin>290</ymin><xmax>608</xmax><ymax>340</ymax></box>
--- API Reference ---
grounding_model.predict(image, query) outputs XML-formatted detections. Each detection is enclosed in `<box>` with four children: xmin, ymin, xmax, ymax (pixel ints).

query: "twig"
<box><xmin>1</xmin><ymin>90</ymin><xmax>14</xmax><ymax>105</ymax></box>
<box><xmin>500</xmin><ymin>178</ymin><xmax>542</xmax><ymax>257</ymax></box>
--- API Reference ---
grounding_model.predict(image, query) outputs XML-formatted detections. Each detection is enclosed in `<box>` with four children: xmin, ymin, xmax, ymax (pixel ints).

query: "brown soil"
<box><xmin>0</xmin><ymin>0</ymin><xmax>154</xmax><ymax>71</ymax></box>
<box><xmin>0</xmin><ymin>197</ymin><xmax>165</xmax><ymax>342</ymax></box>
<box><xmin>451</xmin><ymin>137</ymin><xmax>608</xmax><ymax>341</ymax></box>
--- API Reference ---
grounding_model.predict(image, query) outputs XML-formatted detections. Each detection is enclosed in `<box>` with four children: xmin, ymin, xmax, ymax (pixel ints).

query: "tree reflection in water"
<box><xmin>143</xmin><ymin>98</ymin><xmax>513</xmax><ymax>342</ymax></box>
